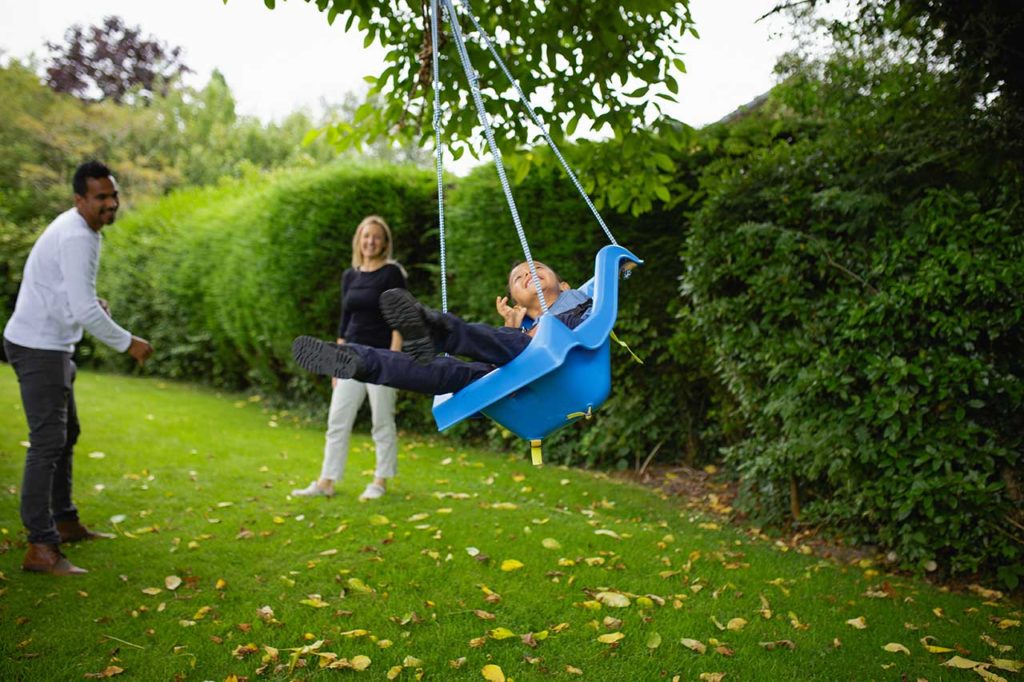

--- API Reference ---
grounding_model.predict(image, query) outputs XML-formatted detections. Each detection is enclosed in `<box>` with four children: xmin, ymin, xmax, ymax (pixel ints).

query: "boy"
<box><xmin>292</xmin><ymin>261</ymin><xmax>593</xmax><ymax>394</ymax></box>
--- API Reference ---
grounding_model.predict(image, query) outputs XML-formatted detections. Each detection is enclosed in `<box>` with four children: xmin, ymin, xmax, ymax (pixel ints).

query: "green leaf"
<box><xmin>566</xmin><ymin>113</ymin><xmax>581</xmax><ymax>137</ymax></box>
<box><xmin>300</xmin><ymin>128</ymin><xmax>322</xmax><ymax>147</ymax></box>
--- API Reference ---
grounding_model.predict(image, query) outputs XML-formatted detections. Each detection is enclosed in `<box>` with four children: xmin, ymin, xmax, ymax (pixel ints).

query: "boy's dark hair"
<box><xmin>73</xmin><ymin>160</ymin><xmax>113</xmax><ymax>196</ymax></box>
<box><xmin>507</xmin><ymin>260</ymin><xmax>561</xmax><ymax>297</ymax></box>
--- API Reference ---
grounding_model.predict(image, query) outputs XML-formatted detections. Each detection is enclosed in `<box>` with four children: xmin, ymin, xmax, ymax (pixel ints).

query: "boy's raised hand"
<box><xmin>496</xmin><ymin>295</ymin><xmax>527</xmax><ymax>329</ymax></box>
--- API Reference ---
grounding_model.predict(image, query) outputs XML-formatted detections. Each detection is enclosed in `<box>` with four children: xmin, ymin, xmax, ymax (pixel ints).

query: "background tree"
<box><xmin>45</xmin><ymin>15</ymin><xmax>192</xmax><ymax>103</ymax></box>
<box><xmin>260</xmin><ymin>0</ymin><xmax>697</xmax><ymax>215</ymax></box>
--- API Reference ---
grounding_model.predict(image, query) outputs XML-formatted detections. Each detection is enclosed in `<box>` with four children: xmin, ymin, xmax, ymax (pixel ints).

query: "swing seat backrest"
<box><xmin>432</xmin><ymin>245</ymin><xmax>642</xmax><ymax>441</ymax></box>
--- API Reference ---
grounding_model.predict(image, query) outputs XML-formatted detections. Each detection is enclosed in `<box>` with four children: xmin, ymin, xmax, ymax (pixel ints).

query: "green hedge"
<box><xmin>94</xmin><ymin>163</ymin><xmax>439</xmax><ymax>424</ymax></box>
<box><xmin>684</xmin><ymin>51</ymin><xmax>1024</xmax><ymax>580</ymax></box>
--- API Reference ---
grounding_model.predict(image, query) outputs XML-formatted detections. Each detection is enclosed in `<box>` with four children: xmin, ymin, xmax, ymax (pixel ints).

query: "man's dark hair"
<box><xmin>72</xmin><ymin>160</ymin><xmax>112</xmax><ymax>196</ymax></box>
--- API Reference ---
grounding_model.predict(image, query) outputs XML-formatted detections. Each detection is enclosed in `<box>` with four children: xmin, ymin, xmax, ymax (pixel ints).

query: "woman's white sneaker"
<box><xmin>359</xmin><ymin>483</ymin><xmax>386</xmax><ymax>500</ymax></box>
<box><xmin>291</xmin><ymin>481</ymin><xmax>334</xmax><ymax>497</ymax></box>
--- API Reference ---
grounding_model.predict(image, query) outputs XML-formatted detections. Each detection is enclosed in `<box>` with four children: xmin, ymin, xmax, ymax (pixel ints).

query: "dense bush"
<box><xmin>685</xmin><ymin>45</ymin><xmax>1024</xmax><ymax>579</ymax></box>
<box><xmin>442</xmin><ymin>154</ymin><xmax>730</xmax><ymax>469</ymax></box>
<box><xmin>94</xmin><ymin>163</ymin><xmax>439</xmax><ymax>426</ymax></box>
<box><xmin>0</xmin><ymin>59</ymin><xmax>343</xmax><ymax>332</ymax></box>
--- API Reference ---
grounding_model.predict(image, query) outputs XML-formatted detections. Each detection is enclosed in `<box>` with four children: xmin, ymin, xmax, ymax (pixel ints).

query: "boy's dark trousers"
<box><xmin>350</xmin><ymin>314</ymin><xmax>530</xmax><ymax>394</ymax></box>
<box><xmin>349</xmin><ymin>304</ymin><xmax>591</xmax><ymax>395</ymax></box>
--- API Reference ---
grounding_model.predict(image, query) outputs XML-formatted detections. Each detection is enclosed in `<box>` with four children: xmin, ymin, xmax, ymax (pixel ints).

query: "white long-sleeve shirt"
<box><xmin>3</xmin><ymin>207</ymin><xmax>132</xmax><ymax>353</ymax></box>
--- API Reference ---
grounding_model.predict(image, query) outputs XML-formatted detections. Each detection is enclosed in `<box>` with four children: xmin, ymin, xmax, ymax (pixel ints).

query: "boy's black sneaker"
<box><xmin>292</xmin><ymin>336</ymin><xmax>365</xmax><ymax>379</ymax></box>
<box><xmin>379</xmin><ymin>288</ymin><xmax>443</xmax><ymax>365</ymax></box>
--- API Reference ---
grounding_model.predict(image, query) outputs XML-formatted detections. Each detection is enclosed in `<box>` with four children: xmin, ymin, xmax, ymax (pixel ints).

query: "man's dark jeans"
<box><xmin>3</xmin><ymin>338</ymin><xmax>80</xmax><ymax>545</ymax></box>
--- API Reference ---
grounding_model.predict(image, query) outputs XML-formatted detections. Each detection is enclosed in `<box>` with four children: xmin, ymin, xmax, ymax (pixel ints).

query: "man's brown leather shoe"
<box><xmin>56</xmin><ymin>520</ymin><xmax>115</xmax><ymax>543</ymax></box>
<box><xmin>22</xmin><ymin>543</ymin><xmax>88</xmax><ymax>575</ymax></box>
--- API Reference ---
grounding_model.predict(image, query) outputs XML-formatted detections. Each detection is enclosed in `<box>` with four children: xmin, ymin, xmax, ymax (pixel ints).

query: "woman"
<box><xmin>292</xmin><ymin>215</ymin><xmax>406</xmax><ymax>500</ymax></box>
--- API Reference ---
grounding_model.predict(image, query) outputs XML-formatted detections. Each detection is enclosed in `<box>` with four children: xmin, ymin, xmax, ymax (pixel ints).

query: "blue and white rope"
<box><xmin>454</xmin><ymin>0</ymin><xmax>618</xmax><ymax>247</ymax></box>
<box><xmin>429</xmin><ymin>0</ymin><xmax>449</xmax><ymax>314</ymax></box>
<box><xmin>441</xmin><ymin>0</ymin><xmax>549</xmax><ymax>314</ymax></box>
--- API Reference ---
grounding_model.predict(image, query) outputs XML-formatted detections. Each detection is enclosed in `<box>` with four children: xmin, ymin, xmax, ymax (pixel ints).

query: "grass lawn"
<box><xmin>0</xmin><ymin>366</ymin><xmax>1020</xmax><ymax>681</ymax></box>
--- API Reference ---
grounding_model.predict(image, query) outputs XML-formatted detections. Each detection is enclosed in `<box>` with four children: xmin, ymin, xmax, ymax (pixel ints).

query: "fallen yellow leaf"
<box><xmin>489</xmin><ymin>627</ymin><xmax>516</xmax><ymax>640</ymax></box>
<box><xmin>595</xmin><ymin>592</ymin><xmax>631</xmax><ymax>608</ymax></box>
<box><xmin>500</xmin><ymin>559</ymin><xmax>524</xmax><ymax>572</ymax></box>
<box><xmin>597</xmin><ymin>632</ymin><xmax>625</xmax><ymax>644</ymax></box>
<box><xmin>883</xmin><ymin>643</ymin><xmax>911</xmax><ymax>655</ymax></box>
<box><xmin>300</xmin><ymin>596</ymin><xmax>329</xmax><ymax>608</ymax></box>
<box><xmin>542</xmin><ymin>538</ymin><xmax>562</xmax><ymax>550</ymax></box>
<box><xmin>943</xmin><ymin>655</ymin><xmax>984</xmax><ymax>669</ymax></box>
<box><xmin>726</xmin><ymin>618</ymin><xmax>747</xmax><ymax>631</ymax></box>
<box><xmin>976</xmin><ymin>668</ymin><xmax>1009</xmax><ymax>682</ymax></box>
<box><xmin>788</xmin><ymin>611</ymin><xmax>809</xmax><ymax>630</ymax></box>
<box><xmin>991</xmin><ymin>659</ymin><xmax>1023</xmax><ymax>673</ymax></box>
<box><xmin>846</xmin><ymin>616</ymin><xmax>868</xmax><ymax>629</ymax></box>
<box><xmin>481</xmin><ymin>664</ymin><xmax>505</xmax><ymax>681</ymax></box>
<box><xmin>84</xmin><ymin>666</ymin><xmax>124</xmax><ymax>679</ymax></box>
<box><xmin>339</xmin><ymin>629</ymin><xmax>368</xmax><ymax>638</ymax></box>
<box><xmin>920</xmin><ymin>635</ymin><xmax>954</xmax><ymax>653</ymax></box>
<box><xmin>681</xmin><ymin>638</ymin><xmax>707</xmax><ymax>654</ymax></box>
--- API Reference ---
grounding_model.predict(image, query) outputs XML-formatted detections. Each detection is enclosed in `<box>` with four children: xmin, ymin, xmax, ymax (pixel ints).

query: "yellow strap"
<box><xmin>609</xmin><ymin>330</ymin><xmax>644</xmax><ymax>365</ymax></box>
<box><xmin>530</xmin><ymin>439</ymin><xmax>543</xmax><ymax>467</ymax></box>
<box><xmin>566</xmin><ymin>405</ymin><xmax>594</xmax><ymax>421</ymax></box>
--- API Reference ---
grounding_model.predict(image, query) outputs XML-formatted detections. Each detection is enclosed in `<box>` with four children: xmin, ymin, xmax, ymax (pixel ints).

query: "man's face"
<box><xmin>75</xmin><ymin>176</ymin><xmax>120</xmax><ymax>231</ymax></box>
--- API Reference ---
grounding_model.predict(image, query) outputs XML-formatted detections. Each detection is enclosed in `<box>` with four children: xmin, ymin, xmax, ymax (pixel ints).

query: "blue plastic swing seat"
<box><xmin>432</xmin><ymin>244</ymin><xmax>643</xmax><ymax>442</ymax></box>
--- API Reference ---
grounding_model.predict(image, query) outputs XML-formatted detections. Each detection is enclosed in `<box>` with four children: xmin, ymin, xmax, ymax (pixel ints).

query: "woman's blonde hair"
<box><xmin>351</xmin><ymin>215</ymin><xmax>395</xmax><ymax>269</ymax></box>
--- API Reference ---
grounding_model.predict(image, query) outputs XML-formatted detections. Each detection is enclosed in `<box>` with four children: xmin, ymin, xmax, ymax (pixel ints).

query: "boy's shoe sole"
<box><xmin>292</xmin><ymin>336</ymin><xmax>361</xmax><ymax>379</ymax></box>
<box><xmin>380</xmin><ymin>289</ymin><xmax>435</xmax><ymax>365</ymax></box>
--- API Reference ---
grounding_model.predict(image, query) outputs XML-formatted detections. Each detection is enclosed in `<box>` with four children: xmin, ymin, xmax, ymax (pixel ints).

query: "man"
<box><xmin>3</xmin><ymin>160</ymin><xmax>154</xmax><ymax>576</ymax></box>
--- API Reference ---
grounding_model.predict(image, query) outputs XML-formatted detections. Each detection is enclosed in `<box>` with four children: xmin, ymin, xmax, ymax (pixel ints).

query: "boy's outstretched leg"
<box><xmin>292</xmin><ymin>336</ymin><xmax>491</xmax><ymax>394</ymax></box>
<box><xmin>379</xmin><ymin>289</ymin><xmax>443</xmax><ymax>365</ymax></box>
<box><xmin>380</xmin><ymin>289</ymin><xmax>530</xmax><ymax>366</ymax></box>
<box><xmin>292</xmin><ymin>336</ymin><xmax>366</xmax><ymax>379</ymax></box>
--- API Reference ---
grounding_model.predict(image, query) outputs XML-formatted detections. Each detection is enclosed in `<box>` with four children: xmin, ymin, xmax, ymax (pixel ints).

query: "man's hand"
<box><xmin>97</xmin><ymin>298</ymin><xmax>111</xmax><ymax>317</ymax></box>
<box><xmin>127</xmin><ymin>336</ymin><xmax>154</xmax><ymax>366</ymax></box>
<box><xmin>496</xmin><ymin>296</ymin><xmax>527</xmax><ymax>329</ymax></box>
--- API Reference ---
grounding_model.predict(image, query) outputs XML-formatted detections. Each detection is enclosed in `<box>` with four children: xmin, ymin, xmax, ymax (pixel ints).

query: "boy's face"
<box><xmin>507</xmin><ymin>262</ymin><xmax>565</xmax><ymax>307</ymax></box>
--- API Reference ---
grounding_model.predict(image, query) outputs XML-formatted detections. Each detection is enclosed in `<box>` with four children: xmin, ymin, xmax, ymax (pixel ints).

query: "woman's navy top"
<box><xmin>337</xmin><ymin>263</ymin><xmax>406</xmax><ymax>349</ymax></box>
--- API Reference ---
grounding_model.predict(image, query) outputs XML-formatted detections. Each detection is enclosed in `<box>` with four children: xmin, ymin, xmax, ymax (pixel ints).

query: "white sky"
<box><xmin>0</xmin><ymin>0</ymin><xmax>797</xmax><ymax>127</ymax></box>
